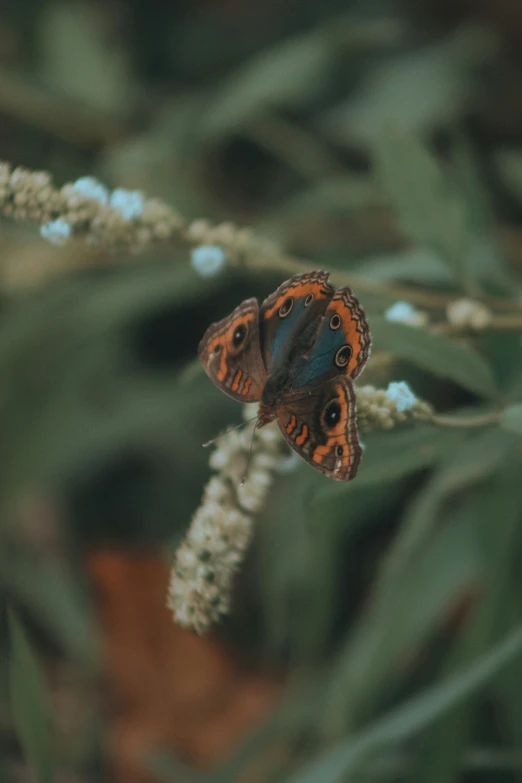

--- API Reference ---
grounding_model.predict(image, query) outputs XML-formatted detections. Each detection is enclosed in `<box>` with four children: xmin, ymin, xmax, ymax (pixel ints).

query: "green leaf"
<box><xmin>323</xmin><ymin>428</ymin><xmax>515</xmax><ymax>736</ymax></box>
<box><xmin>495</xmin><ymin>149</ymin><xmax>522</xmax><ymax>203</ymax></box>
<box><xmin>356</xmin><ymin>248</ymin><xmax>454</xmax><ymax>286</ymax></box>
<box><xmin>202</xmin><ymin>31</ymin><xmax>333</xmax><ymax>140</ymax></box>
<box><xmin>39</xmin><ymin>1</ymin><xmax>132</xmax><ymax>114</ymax></box>
<box><xmin>355</xmin><ymin>426</ymin><xmax>460</xmax><ymax>487</ymax></box>
<box><xmin>0</xmin><ymin>265</ymin><xmax>211</xmax><ymax>514</ymax></box>
<box><xmin>312</xmin><ymin>426</ymin><xmax>461</xmax><ymax>504</ymax></box>
<box><xmin>263</xmin><ymin>176</ymin><xmax>381</xmax><ymax>225</ymax></box>
<box><xmin>148</xmin><ymin>751</ymin><xmax>205</xmax><ymax>783</ymax></box>
<box><xmin>308</xmin><ymin>427</ymin><xmax>462</xmax><ymax>508</ymax></box>
<box><xmin>335</xmin><ymin>500</ymin><xmax>480</xmax><ymax>719</ymax></box>
<box><xmin>329</xmin><ymin>28</ymin><xmax>485</xmax><ymax>145</ymax></box>
<box><xmin>371</xmin><ymin>317</ymin><xmax>498</xmax><ymax>398</ymax></box>
<box><xmin>500</xmin><ymin>403</ymin><xmax>522</xmax><ymax>435</ymax></box>
<box><xmin>373</xmin><ymin>125</ymin><xmax>471</xmax><ymax>284</ymax></box>
<box><xmin>361</xmin><ymin>47</ymin><xmax>460</xmax><ymax>137</ymax></box>
<box><xmin>452</xmin><ymin>135</ymin><xmax>515</xmax><ymax>294</ymax></box>
<box><xmin>8</xmin><ymin>610</ymin><xmax>54</xmax><ymax>783</ymax></box>
<box><xmin>408</xmin><ymin>460</ymin><xmax>522</xmax><ymax>783</ymax></box>
<box><xmin>389</xmin><ymin>507</ymin><xmax>479</xmax><ymax>646</ymax></box>
<box><xmin>387</xmin><ymin>428</ymin><xmax>515</xmax><ymax>586</ymax></box>
<box><xmin>493</xmin><ymin>593</ymin><xmax>522</xmax><ymax>768</ymax></box>
<box><xmin>286</xmin><ymin>624</ymin><xmax>522</xmax><ymax>783</ymax></box>
<box><xmin>0</xmin><ymin>552</ymin><xmax>98</xmax><ymax>668</ymax></box>
<box><xmin>430</xmin><ymin>426</ymin><xmax>517</xmax><ymax>495</ymax></box>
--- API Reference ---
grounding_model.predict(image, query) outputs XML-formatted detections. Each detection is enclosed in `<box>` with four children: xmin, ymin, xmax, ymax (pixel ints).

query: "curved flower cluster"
<box><xmin>185</xmin><ymin>219</ymin><xmax>280</xmax><ymax>266</ymax></box>
<box><xmin>167</xmin><ymin>417</ymin><xmax>287</xmax><ymax>634</ymax></box>
<box><xmin>446</xmin><ymin>298</ymin><xmax>492</xmax><ymax>330</ymax></box>
<box><xmin>0</xmin><ymin>163</ymin><xmax>183</xmax><ymax>253</ymax></box>
<box><xmin>356</xmin><ymin>383</ymin><xmax>433</xmax><ymax>433</ymax></box>
<box><xmin>0</xmin><ymin>159</ymin><xmax>285</xmax><ymax>276</ymax></box>
<box><xmin>169</xmin><ymin>385</ymin><xmax>435</xmax><ymax>634</ymax></box>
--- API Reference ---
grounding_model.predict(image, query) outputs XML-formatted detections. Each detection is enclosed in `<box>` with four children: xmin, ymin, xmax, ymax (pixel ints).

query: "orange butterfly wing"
<box><xmin>198</xmin><ymin>299</ymin><xmax>266</xmax><ymax>402</ymax></box>
<box><xmin>276</xmin><ymin>377</ymin><xmax>362</xmax><ymax>481</ymax></box>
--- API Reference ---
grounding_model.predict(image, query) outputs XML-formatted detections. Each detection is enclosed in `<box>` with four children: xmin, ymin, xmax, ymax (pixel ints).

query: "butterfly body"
<box><xmin>198</xmin><ymin>271</ymin><xmax>371</xmax><ymax>481</ymax></box>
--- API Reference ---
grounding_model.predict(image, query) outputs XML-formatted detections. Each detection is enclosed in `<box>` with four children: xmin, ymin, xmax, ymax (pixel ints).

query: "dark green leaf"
<box><xmin>311</xmin><ymin>427</ymin><xmax>461</xmax><ymax>508</ymax></box>
<box><xmin>371</xmin><ymin>317</ymin><xmax>498</xmax><ymax>398</ymax></box>
<box><xmin>431</xmin><ymin>426</ymin><xmax>517</xmax><ymax>494</ymax></box>
<box><xmin>493</xmin><ymin>592</ymin><xmax>522</xmax><ymax>772</ymax></box>
<box><xmin>201</xmin><ymin>31</ymin><xmax>333</xmax><ymax>140</ymax></box>
<box><xmin>500</xmin><ymin>403</ymin><xmax>522</xmax><ymax>435</ymax></box>
<box><xmin>287</xmin><ymin>624</ymin><xmax>522</xmax><ymax>783</ymax></box>
<box><xmin>323</xmin><ymin>428</ymin><xmax>514</xmax><ymax>735</ymax></box>
<box><xmin>495</xmin><ymin>149</ymin><xmax>522</xmax><ymax>203</ymax></box>
<box><xmin>356</xmin><ymin>248</ymin><xmax>453</xmax><ymax>286</ymax></box>
<box><xmin>452</xmin><ymin>135</ymin><xmax>515</xmax><ymax>294</ymax></box>
<box><xmin>40</xmin><ymin>2</ymin><xmax>132</xmax><ymax>114</ymax></box>
<box><xmin>327</xmin><ymin>28</ymin><xmax>488</xmax><ymax>147</ymax></box>
<box><xmin>355</xmin><ymin>426</ymin><xmax>460</xmax><ymax>486</ymax></box>
<box><xmin>408</xmin><ymin>460</ymin><xmax>522</xmax><ymax>783</ymax></box>
<box><xmin>373</xmin><ymin>125</ymin><xmax>471</xmax><ymax>284</ymax></box>
<box><xmin>1</xmin><ymin>553</ymin><xmax>97</xmax><ymax>668</ymax></box>
<box><xmin>8</xmin><ymin>610</ymin><xmax>54</xmax><ymax>783</ymax></box>
<box><xmin>148</xmin><ymin>751</ymin><xmax>205</xmax><ymax>783</ymax></box>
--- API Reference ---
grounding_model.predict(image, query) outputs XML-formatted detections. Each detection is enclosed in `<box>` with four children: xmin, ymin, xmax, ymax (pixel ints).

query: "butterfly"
<box><xmin>198</xmin><ymin>271</ymin><xmax>371</xmax><ymax>481</ymax></box>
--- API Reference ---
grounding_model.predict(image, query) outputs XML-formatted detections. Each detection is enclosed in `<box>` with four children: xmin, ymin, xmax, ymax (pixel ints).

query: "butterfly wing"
<box><xmin>198</xmin><ymin>298</ymin><xmax>266</xmax><ymax>402</ymax></box>
<box><xmin>259</xmin><ymin>270</ymin><xmax>334</xmax><ymax>371</ymax></box>
<box><xmin>290</xmin><ymin>286</ymin><xmax>371</xmax><ymax>390</ymax></box>
<box><xmin>276</xmin><ymin>377</ymin><xmax>362</xmax><ymax>481</ymax></box>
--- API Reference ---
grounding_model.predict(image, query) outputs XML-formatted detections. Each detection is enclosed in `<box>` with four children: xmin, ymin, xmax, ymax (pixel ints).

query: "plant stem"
<box><xmin>246</xmin><ymin>252</ymin><xmax>522</xmax><ymax>312</ymax></box>
<box><xmin>434</xmin><ymin>313</ymin><xmax>522</xmax><ymax>335</ymax></box>
<box><xmin>431</xmin><ymin>411</ymin><xmax>501</xmax><ymax>428</ymax></box>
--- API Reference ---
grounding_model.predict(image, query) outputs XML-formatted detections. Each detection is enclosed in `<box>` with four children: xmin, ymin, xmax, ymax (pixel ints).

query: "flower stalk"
<box><xmin>168</xmin><ymin>384</ymin><xmax>434</xmax><ymax>634</ymax></box>
<box><xmin>1</xmin><ymin>159</ymin><xmax>522</xmax><ymax>315</ymax></box>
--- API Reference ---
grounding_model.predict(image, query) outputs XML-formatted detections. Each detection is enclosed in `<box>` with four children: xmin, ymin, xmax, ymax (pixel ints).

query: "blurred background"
<box><xmin>2</xmin><ymin>1</ymin><xmax>522</xmax><ymax>782</ymax></box>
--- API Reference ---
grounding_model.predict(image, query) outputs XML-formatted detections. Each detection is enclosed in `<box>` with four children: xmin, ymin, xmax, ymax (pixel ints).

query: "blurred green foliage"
<box><xmin>8</xmin><ymin>610</ymin><xmax>54</xmax><ymax>783</ymax></box>
<box><xmin>2</xmin><ymin>0</ymin><xmax>522</xmax><ymax>782</ymax></box>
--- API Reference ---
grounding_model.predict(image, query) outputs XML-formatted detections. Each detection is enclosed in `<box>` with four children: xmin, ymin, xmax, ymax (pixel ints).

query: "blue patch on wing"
<box><xmin>291</xmin><ymin>328</ymin><xmax>346</xmax><ymax>389</ymax></box>
<box><xmin>269</xmin><ymin>300</ymin><xmax>306</xmax><ymax>362</ymax></box>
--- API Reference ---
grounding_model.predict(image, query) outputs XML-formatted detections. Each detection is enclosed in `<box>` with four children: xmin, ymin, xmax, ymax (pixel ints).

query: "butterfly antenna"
<box><xmin>240</xmin><ymin>417</ymin><xmax>260</xmax><ymax>486</ymax></box>
<box><xmin>202</xmin><ymin>415</ymin><xmax>258</xmax><ymax>448</ymax></box>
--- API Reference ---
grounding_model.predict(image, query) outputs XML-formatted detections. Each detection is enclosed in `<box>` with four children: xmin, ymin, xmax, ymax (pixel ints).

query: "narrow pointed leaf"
<box><xmin>371</xmin><ymin>317</ymin><xmax>497</xmax><ymax>398</ymax></box>
<box><xmin>8</xmin><ymin>610</ymin><xmax>54</xmax><ymax>783</ymax></box>
<box><xmin>500</xmin><ymin>403</ymin><xmax>522</xmax><ymax>435</ymax></box>
<box><xmin>374</xmin><ymin>125</ymin><xmax>471</xmax><ymax>285</ymax></box>
<box><xmin>287</xmin><ymin>624</ymin><xmax>522</xmax><ymax>783</ymax></box>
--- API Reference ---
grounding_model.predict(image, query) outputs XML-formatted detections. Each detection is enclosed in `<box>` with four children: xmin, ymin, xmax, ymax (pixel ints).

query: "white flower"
<box><xmin>110</xmin><ymin>188</ymin><xmax>144</xmax><ymax>220</ymax></box>
<box><xmin>385</xmin><ymin>301</ymin><xmax>428</xmax><ymax>328</ymax></box>
<box><xmin>356</xmin><ymin>384</ymin><xmax>433</xmax><ymax>431</ymax></box>
<box><xmin>191</xmin><ymin>245</ymin><xmax>226</xmax><ymax>278</ymax></box>
<box><xmin>237</xmin><ymin>468</ymin><xmax>272</xmax><ymax>512</ymax></box>
<box><xmin>167</xmin><ymin>493</ymin><xmax>253</xmax><ymax>634</ymax></box>
<box><xmin>168</xmin><ymin>406</ymin><xmax>288</xmax><ymax>633</ymax></box>
<box><xmin>40</xmin><ymin>218</ymin><xmax>71</xmax><ymax>245</ymax></box>
<box><xmin>274</xmin><ymin>450</ymin><xmax>301</xmax><ymax>474</ymax></box>
<box><xmin>255</xmin><ymin>422</ymin><xmax>280</xmax><ymax>445</ymax></box>
<box><xmin>385</xmin><ymin>381</ymin><xmax>417</xmax><ymax>413</ymax></box>
<box><xmin>252</xmin><ymin>452</ymin><xmax>278</xmax><ymax>470</ymax></box>
<box><xmin>209</xmin><ymin>429</ymin><xmax>249</xmax><ymax>477</ymax></box>
<box><xmin>446</xmin><ymin>298</ymin><xmax>491</xmax><ymax>330</ymax></box>
<box><xmin>177</xmin><ymin>548</ymin><xmax>198</xmax><ymax>570</ymax></box>
<box><xmin>203</xmin><ymin>476</ymin><xmax>230</xmax><ymax>504</ymax></box>
<box><xmin>71</xmin><ymin>176</ymin><xmax>109</xmax><ymax>205</ymax></box>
